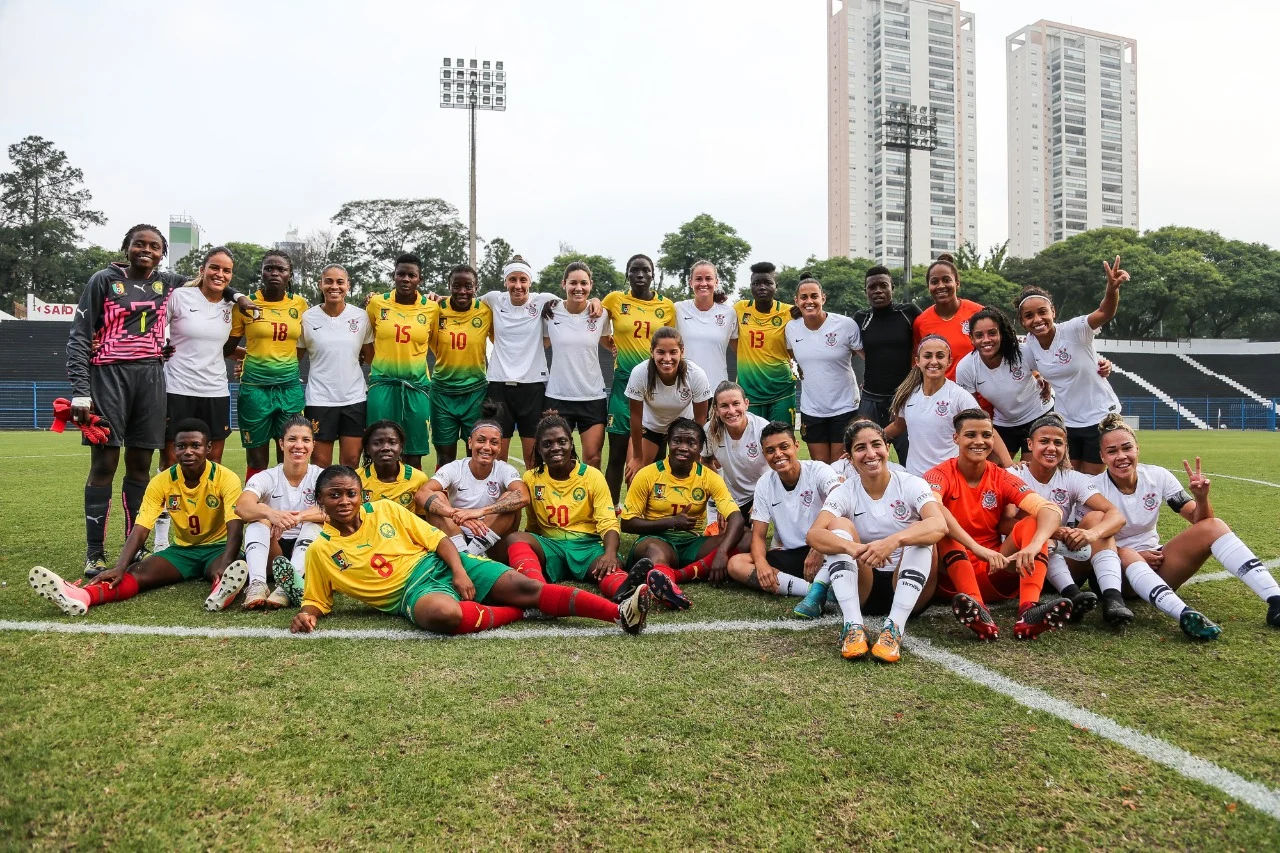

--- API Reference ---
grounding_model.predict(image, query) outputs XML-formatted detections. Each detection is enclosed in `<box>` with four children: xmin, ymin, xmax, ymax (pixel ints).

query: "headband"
<box><xmin>1017</xmin><ymin>291</ymin><xmax>1052</xmax><ymax>310</ymax></box>
<box><xmin>916</xmin><ymin>333</ymin><xmax>950</xmax><ymax>354</ymax></box>
<box><xmin>503</xmin><ymin>260</ymin><xmax>534</xmax><ymax>281</ymax></box>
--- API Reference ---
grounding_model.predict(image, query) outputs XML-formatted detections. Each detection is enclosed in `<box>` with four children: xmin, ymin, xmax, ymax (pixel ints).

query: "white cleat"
<box><xmin>204</xmin><ymin>560</ymin><xmax>249</xmax><ymax>612</ymax></box>
<box><xmin>29</xmin><ymin>566</ymin><xmax>90</xmax><ymax>617</ymax></box>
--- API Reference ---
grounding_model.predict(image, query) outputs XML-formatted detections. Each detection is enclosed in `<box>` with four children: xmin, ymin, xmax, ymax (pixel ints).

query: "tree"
<box><xmin>657</xmin><ymin>213</ymin><xmax>752</xmax><ymax>300</ymax></box>
<box><xmin>774</xmin><ymin>256</ymin><xmax>876</xmax><ymax>316</ymax></box>
<box><xmin>477</xmin><ymin>237</ymin><xmax>514</xmax><ymax>293</ymax></box>
<box><xmin>534</xmin><ymin>250</ymin><xmax>625</xmax><ymax>296</ymax></box>
<box><xmin>330</xmin><ymin>198</ymin><xmax>469</xmax><ymax>293</ymax></box>
<box><xmin>955</xmin><ymin>239</ymin><xmax>1010</xmax><ymax>275</ymax></box>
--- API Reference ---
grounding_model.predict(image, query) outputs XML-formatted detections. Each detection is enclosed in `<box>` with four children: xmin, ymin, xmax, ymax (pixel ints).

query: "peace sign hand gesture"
<box><xmin>1103</xmin><ymin>255</ymin><xmax>1129</xmax><ymax>290</ymax></box>
<box><xmin>1182</xmin><ymin>456</ymin><xmax>1211</xmax><ymax>501</ymax></box>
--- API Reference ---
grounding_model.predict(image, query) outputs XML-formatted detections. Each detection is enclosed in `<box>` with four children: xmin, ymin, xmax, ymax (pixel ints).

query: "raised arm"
<box><xmin>1088</xmin><ymin>255</ymin><xmax>1128</xmax><ymax>330</ymax></box>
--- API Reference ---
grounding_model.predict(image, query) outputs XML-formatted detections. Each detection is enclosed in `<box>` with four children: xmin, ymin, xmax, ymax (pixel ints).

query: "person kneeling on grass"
<box><xmin>30</xmin><ymin>418</ymin><xmax>249</xmax><ymax>616</ymax></box>
<box><xmin>723</xmin><ymin>421</ymin><xmax>841</xmax><ymax>615</ymax></box>
<box><xmin>290</xmin><ymin>466</ymin><xmax>651</xmax><ymax>636</ymax></box>
<box><xmin>615</xmin><ymin>418</ymin><xmax>745</xmax><ymax>610</ymax></box>
<box><xmin>358</xmin><ymin>420</ymin><xmax>431</xmax><ymax>512</ymax></box>
<box><xmin>807</xmin><ymin>420</ymin><xmax>946</xmax><ymax>662</ymax></box>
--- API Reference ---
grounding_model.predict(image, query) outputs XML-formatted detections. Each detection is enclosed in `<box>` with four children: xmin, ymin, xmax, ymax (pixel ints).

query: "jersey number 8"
<box><xmin>370</xmin><ymin>553</ymin><xmax>394</xmax><ymax>578</ymax></box>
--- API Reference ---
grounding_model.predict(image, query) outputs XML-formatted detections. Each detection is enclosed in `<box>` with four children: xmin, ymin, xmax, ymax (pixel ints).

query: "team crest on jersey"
<box><xmin>1142</xmin><ymin>492</ymin><xmax>1158</xmax><ymax>511</ymax></box>
<box><xmin>534</xmin><ymin>486</ymin><xmax>544</xmax><ymax>501</ymax></box>
<box><xmin>398</xmin><ymin>493</ymin><xmax>413</xmax><ymax>506</ymax></box>
<box><xmin>573</xmin><ymin>487</ymin><xmax>586</xmax><ymax>501</ymax></box>
<box><xmin>678</xmin><ymin>386</ymin><xmax>692</xmax><ymax>402</ymax></box>
<box><xmin>771</xmin><ymin>316</ymin><xmax>782</xmax><ymax>327</ymax></box>
<box><xmin>1010</xmin><ymin>363</ymin><xmax>1026</xmax><ymax>381</ymax></box>
<box><xmin>1051</xmin><ymin>488</ymin><xmax>1069</xmax><ymax>506</ymax></box>
<box><xmin>621</xmin><ymin>304</ymin><xmax>631</xmax><ymax>315</ymax></box>
<box><xmin>348</xmin><ymin>319</ymin><xmax>360</xmax><ymax>333</ymax></box>
<box><xmin>981</xmin><ymin>490</ymin><xmax>998</xmax><ymax>510</ymax></box>
<box><xmin>487</xmin><ymin>481</ymin><xmax>500</xmax><ymax>497</ymax></box>
<box><xmin>800</xmin><ymin>489</ymin><xmax>813</xmax><ymax>507</ymax></box>
<box><xmin>746</xmin><ymin>442</ymin><xmax>759</xmax><ymax>459</ymax></box>
<box><xmin>167</xmin><ymin>495</ymin><xmax>180</xmax><ymax>511</ymax></box>
<box><xmin>961</xmin><ymin>320</ymin><xmax>971</xmax><ymax>335</ymax></box>
<box><xmin>654</xmin><ymin>484</ymin><xmax>665</xmax><ymax>498</ymax></box>
<box><xmin>587</xmin><ymin>319</ymin><xmax>598</xmax><ymax>332</ymax></box>
<box><xmin>150</xmin><ymin>281</ymin><xmax>163</xmax><ymax>295</ymax></box>
<box><xmin>380</xmin><ymin>309</ymin><xmax>389</xmax><ymax>320</ymax></box>
<box><xmin>416</xmin><ymin>314</ymin><xmax>427</xmax><ymax>325</ymax></box>
<box><xmin>222</xmin><ymin>308</ymin><xmax>232</xmax><ymax>323</ymax></box>
<box><xmin>526</xmin><ymin>303</ymin><xmax>538</xmax><ymax>317</ymax></box>
<box><xmin>825</xmin><ymin>332</ymin><xmax>838</xmax><ymax>347</ymax></box>
<box><xmin>934</xmin><ymin>400</ymin><xmax>951</xmax><ymax>417</ymax></box>
<box><xmin>692</xmin><ymin>488</ymin><xmax>705</xmax><ymax>501</ymax></box>
<box><xmin>438</xmin><ymin>317</ymin><xmax>447</xmax><ymax>329</ymax></box>
<box><xmin>205</xmin><ymin>495</ymin><xmax>220</xmax><ymax>509</ymax></box>
<box><xmin>891</xmin><ymin>499</ymin><xmax>909</xmax><ymax>520</ymax></box>
<box><xmin>362</xmin><ymin>489</ymin><xmax>372</xmax><ymax>502</ymax></box>
<box><xmin>303</xmin><ymin>488</ymin><xmax>315</xmax><ymax>505</ymax></box>
<box><xmin>741</xmin><ymin>313</ymin><xmax>750</xmax><ymax>324</ymax></box>
<box><xmin>331</xmin><ymin>550</ymin><xmax>350</xmax><ymax>570</ymax></box>
<box><xmin>715</xmin><ymin>313</ymin><xmax>726</xmax><ymax>326</ymax></box>
<box><xmin>1054</xmin><ymin>347</ymin><xmax>1072</xmax><ymax>364</ymax></box>
<box><xmin>111</xmin><ymin>281</ymin><xmax>124</xmax><ymax>295</ymax></box>
<box><xmin>379</xmin><ymin>523</ymin><xmax>396</xmax><ymax>538</ymax></box>
<box><xmin>471</xmin><ymin>317</ymin><xmax>483</xmax><ymax>328</ymax></box>
<box><xmin>655</xmin><ymin>308</ymin><xmax>665</xmax><ymax>319</ymax></box>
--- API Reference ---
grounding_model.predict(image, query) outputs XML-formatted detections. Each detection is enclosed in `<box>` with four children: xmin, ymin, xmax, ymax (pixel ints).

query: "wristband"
<box><xmin>72</xmin><ymin>396</ymin><xmax>92</xmax><ymax>410</ymax></box>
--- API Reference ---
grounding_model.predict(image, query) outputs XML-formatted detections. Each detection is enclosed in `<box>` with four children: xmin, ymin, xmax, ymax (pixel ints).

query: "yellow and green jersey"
<box><xmin>734</xmin><ymin>299</ymin><xmax>795</xmax><ymax>404</ymax></box>
<box><xmin>136</xmin><ymin>460</ymin><xmax>242</xmax><ymax>547</ymax></box>
<box><xmin>523</xmin><ymin>463</ymin><xmax>620</xmax><ymax>542</ymax></box>
<box><xmin>432</xmin><ymin>299</ymin><xmax>491</xmax><ymax>393</ymax></box>
<box><xmin>621</xmin><ymin>459</ymin><xmax>738</xmax><ymax>534</ymax></box>
<box><xmin>231</xmin><ymin>291</ymin><xmax>309</xmax><ymax>385</ymax></box>
<box><xmin>359</xmin><ymin>463</ymin><xmax>429</xmax><ymax>514</ymax></box>
<box><xmin>366</xmin><ymin>292</ymin><xmax>439</xmax><ymax>384</ymax></box>
<box><xmin>303</xmin><ymin>500</ymin><xmax>446</xmax><ymax>614</ymax></box>
<box><xmin>601</xmin><ymin>290</ymin><xmax>675</xmax><ymax>378</ymax></box>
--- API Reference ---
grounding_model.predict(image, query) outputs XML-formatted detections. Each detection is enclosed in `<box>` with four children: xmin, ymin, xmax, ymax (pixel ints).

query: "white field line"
<box><xmin>1205</xmin><ymin>472</ymin><xmax>1280</xmax><ymax>489</ymax></box>
<box><xmin>0</xmin><ymin>454</ymin><xmax>87</xmax><ymax>459</ymax></box>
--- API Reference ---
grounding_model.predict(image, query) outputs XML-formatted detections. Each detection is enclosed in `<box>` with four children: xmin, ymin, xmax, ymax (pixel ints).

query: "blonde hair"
<box><xmin>706</xmin><ymin>381</ymin><xmax>747</xmax><ymax>447</ymax></box>
<box><xmin>1097</xmin><ymin>412</ymin><xmax>1134</xmax><ymax>441</ymax></box>
<box><xmin>890</xmin><ymin>334</ymin><xmax>951</xmax><ymax>416</ymax></box>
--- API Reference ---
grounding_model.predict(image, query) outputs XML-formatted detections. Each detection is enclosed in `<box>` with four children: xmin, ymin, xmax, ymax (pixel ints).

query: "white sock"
<box><xmin>1211</xmin><ymin>532</ymin><xmax>1280</xmax><ymax>602</ymax></box>
<box><xmin>290</xmin><ymin>523</ymin><xmax>320</xmax><ymax>580</ymax></box>
<box><xmin>450</xmin><ymin>533</ymin><xmax>469</xmax><ymax>553</ymax></box>
<box><xmin>887</xmin><ymin>545</ymin><xmax>932</xmax><ymax>633</ymax></box>
<box><xmin>244</xmin><ymin>522</ymin><xmax>271</xmax><ymax>584</ymax></box>
<box><xmin>829</xmin><ymin>563</ymin><xmax>862</xmax><ymax>625</ymax></box>
<box><xmin>822</xmin><ymin>528</ymin><xmax>857</xmax><ymax>570</ymax></box>
<box><xmin>773</xmin><ymin>572</ymin><xmax>810</xmax><ymax>597</ymax></box>
<box><xmin>1090</xmin><ymin>548</ymin><xmax>1123</xmax><ymax>593</ymax></box>
<box><xmin>812</xmin><ymin>566</ymin><xmax>830</xmax><ymax>586</ymax></box>
<box><xmin>1044</xmin><ymin>552</ymin><xmax>1075</xmax><ymax>593</ymax></box>
<box><xmin>153</xmin><ymin>513</ymin><xmax>170</xmax><ymax>550</ymax></box>
<box><xmin>1125</xmin><ymin>561</ymin><xmax>1187</xmax><ymax>621</ymax></box>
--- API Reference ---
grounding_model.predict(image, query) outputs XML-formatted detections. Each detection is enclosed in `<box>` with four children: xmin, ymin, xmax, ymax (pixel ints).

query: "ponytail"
<box><xmin>706</xmin><ymin>381</ymin><xmax>746</xmax><ymax>447</ymax></box>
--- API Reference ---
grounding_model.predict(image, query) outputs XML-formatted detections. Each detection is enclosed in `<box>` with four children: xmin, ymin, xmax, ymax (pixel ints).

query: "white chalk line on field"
<box><xmin>1205</xmin><ymin>472</ymin><xmax>1280</xmax><ymax>489</ymax></box>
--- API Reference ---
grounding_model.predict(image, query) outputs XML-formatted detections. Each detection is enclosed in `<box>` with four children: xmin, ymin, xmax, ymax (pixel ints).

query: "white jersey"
<box><xmin>750</xmin><ymin>460</ymin><xmax>842</xmax><ymax>550</ymax></box>
<box><xmin>820</xmin><ymin>469</ymin><xmax>937</xmax><ymax>563</ymax></box>
<box><xmin>707</xmin><ymin>413</ymin><xmax>770</xmax><ymax>504</ymax></box>
<box><xmin>625</xmin><ymin>360</ymin><xmax>713</xmax><ymax>433</ymax></box>
<box><xmin>429</xmin><ymin>458</ymin><xmax>523</xmax><ymax>510</ymax></box>
<box><xmin>1010</xmin><ymin>464</ymin><xmax>1099</xmax><ymax>525</ymax></box>
<box><xmin>243</xmin><ymin>463</ymin><xmax>323</xmax><ymax>540</ymax></box>
<box><xmin>830</xmin><ymin>457</ymin><xmax>907</xmax><ymax>480</ymax></box>
<box><xmin>1090</xmin><ymin>464</ymin><xmax>1191</xmax><ymax>551</ymax></box>
<box><xmin>898</xmin><ymin>380</ymin><xmax>980</xmax><ymax>477</ymax></box>
<box><xmin>1023</xmin><ymin>315</ymin><xmax>1120</xmax><ymax>428</ymax></box>
<box><xmin>482</xmin><ymin>291</ymin><xmax>557</xmax><ymax>384</ymax></box>
<box><xmin>544</xmin><ymin>302</ymin><xmax>611</xmax><ymax>401</ymax></box>
<box><xmin>675</xmin><ymin>299</ymin><xmax>737</xmax><ymax>390</ymax></box>
<box><xmin>786</xmin><ymin>313</ymin><xmax>863</xmax><ymax>417</ymax></box>
<box><xmin>164</xmin><ymin>286</ymin><xmax>232</xmax><ymax>397</ymax></box>
<box><xmin>299</xmin><ymin>304</ymin><xmax>372</xmax><ymax>407</ymax></box>
<box><xmin>954</xmin><ymin>347</ymin><xmax>1051</xmax><ymax>427</ymax></box>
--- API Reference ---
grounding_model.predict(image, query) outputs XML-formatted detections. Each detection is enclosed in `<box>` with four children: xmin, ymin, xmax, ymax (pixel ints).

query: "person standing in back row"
<box><xmin>853</xmin><ymin>266</ymin><xmax>919</xmax><ymax>465</ymax></box>
<box><xmin>734</xmin><ymin>261</ymin><xmax>796</xmax><ymax>425</ymax></box>
<box><xmin>912</xmin><ymin>253</ymin><xmax>982</xmax><ymax>380</ymax></box>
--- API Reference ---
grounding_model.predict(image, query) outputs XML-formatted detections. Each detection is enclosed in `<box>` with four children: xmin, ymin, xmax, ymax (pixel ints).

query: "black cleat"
<box><xmin>1266</xmin><ymin>595</ymin><xmax>1280</xmax><ymax>629</ymax></box>
<box><xmin>612</xmin><ymin>557</ymin><xmax>653</xmax><ymax>604</ymax></box>
<box><xmin>1100</xmin><ymin>592</ymin><xmax>1134</xmax><ymax>627</ymax></box>
<box><xmin>1067</xmin><ymin>589</ymin><xmax>1098</xmax><ymax>623</ymax></box>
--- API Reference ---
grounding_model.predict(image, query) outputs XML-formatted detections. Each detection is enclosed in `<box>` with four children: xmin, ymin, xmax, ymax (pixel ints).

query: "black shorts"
<box><xmin>89</xmin><ymin>360</ymin><xmax>167</xmax><ymax>449</ymax></box>
<box><xmin>995</xmin><ymin>419</ymin><xmax>1037</xmax><ymax>461</ymax></box>
<box><xmin>858</xmin><ymin>391</ymin><xmax>909</xmax><ymax>463</ymax></box>
<box><xmin>1067</xmin><ymin>424</ymin><xmax>1104</xmax><ymax>465</ymax></box>
<box><xmin>544</xmin><ymin>397</ymin><xmax>607</xmax><ymax>433</ymax></box>
<box><xmin>166</xmin><ymin>393</ymin><xmax>232</xmax><ymax>441</ymax></box>
<box><xmin>765</xmin><ymin>546</ymin><xmax>809</xmax><ymax>576</ymax></box>
<box><xmin>862</xmin><ymin>568</ymin><xmax>895</xmax><ymax>616</ymax></box>
<box><xmin>641</xmin><ymin>429</ymin><xmax>667</xmax><ymax>459</ymax></box>
<box><xmin>307</xmin><ymin>402</ymin><xmax>367</xmax><ymax>441</ymax></box>
<box><xmin>800</xmin><ymin>410</ymin><xmax>857</xmax><ymax>445</ymax></box>
<box><xmin>486</xmin><ymin>381</ymin><xmax>546</xmax><ymax>439</ymax></box>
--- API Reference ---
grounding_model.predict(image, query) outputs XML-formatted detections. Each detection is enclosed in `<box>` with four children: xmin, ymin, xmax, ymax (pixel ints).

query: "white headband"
<box><xmin>503</xmin><ymin>260</ymin><xmax>533</xmax><ymax>281</ymax></box>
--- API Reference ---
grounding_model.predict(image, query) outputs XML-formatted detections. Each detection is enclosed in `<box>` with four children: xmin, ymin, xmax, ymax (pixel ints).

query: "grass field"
<box><xmin>2</xmin><ymin>429</ymin><xmax>1279</xmax><ymax>850</ymax></box>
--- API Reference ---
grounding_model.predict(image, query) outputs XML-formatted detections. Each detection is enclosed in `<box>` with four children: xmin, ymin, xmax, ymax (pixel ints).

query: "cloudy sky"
<box><xmin>0</xmin><ymin>0</ymin><xmax>1272</xmax><ymax>283</ymax></box>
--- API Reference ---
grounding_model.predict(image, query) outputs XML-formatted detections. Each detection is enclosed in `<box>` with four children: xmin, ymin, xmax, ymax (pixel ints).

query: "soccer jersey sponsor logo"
<box><xmin>934</xmin><ymin>400</ymin><xmax>951</xmax><ymax>417</ymax></box>
<box><xmin>1054</xmin><ymin>347</ymin><xmax>1072</xmax><ymax>364</ymax></box>
<box><xmin>891</xmin><ymin>499</ymin><xmax>909</xmax><ymax>520</ymax></box>
<box><xmin>800</xmin><ymin>489</ymin><xmax>813</xmax><ymax>507</ymax></box>
<box><xmin>331</xmin><ymin>550</ymin><xmax>351</xmax><ymax>571</ymax></box>
<box><xmin>692</xmin><ymin>488</ymin><xmax>705</xmax><ymax>501</ymax></box>
<box><xmin>1051</xmin><ymin>488</ymin><xmax>1069</xmax><ymax>506</ymax></box>
<box><xmin>746</xmin><ymin>442</ymin><xmax>759</xmax><ymax>459</ymax></box>
<box><xmin>1142</xmin><ymin>492</ymin><xmax>1158</xmax><ymax>511</ymax></box>
<box><xmin>981</xmin><ymin>490</ymin><xmax>997</xmax><ymax>510</ymax></box>
<box><xmin>573</xmin><ymin>487</ymin><xmax>586</xmax><ymax>501</ymax></box>
<box><xmin>379</xmin><ymin>523</ymin><xmax>396</xmax><ymax>538</ymax></box>
<box><xmin>205</xmin><ymin>495</ymin><xmax>220</xmax><ymax>508</ymax></box>
<box><xmin>487</xmin><ymin>480</ymin><xmax>500</xmax><ymax>497</ymax></box>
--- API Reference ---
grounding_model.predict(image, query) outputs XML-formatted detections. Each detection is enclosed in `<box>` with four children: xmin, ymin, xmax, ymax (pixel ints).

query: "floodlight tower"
<box><xmin>882</xmin><ymin>102</ymin><xmax>939</xmax><ymax>300</ymax></box>
<box><xmin>440</xmin><ymin>58</ymin><xmax>507</xmax><ymax>268</ymax></box>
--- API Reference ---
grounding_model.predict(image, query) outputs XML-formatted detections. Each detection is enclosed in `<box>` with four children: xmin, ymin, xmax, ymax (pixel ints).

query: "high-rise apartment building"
<box><xmin>168</xmin><ymin>215</ymin><xmax>200</xmax><ymax>269</ymax></box>
<box><xmin>1007</xmin><ymin>21</ymin><xmax>1138</xmax><ymax>258</ymax></box>
<box><xmin>828</xmin><ymin>0</ymin><xmax>978</xmax><ymax>267</ymax></box>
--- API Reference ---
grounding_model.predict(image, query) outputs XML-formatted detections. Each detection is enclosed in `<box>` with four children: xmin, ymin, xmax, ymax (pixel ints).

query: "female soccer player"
<box><xmin>1093</xmin><ymin>414</ymin><xmax>1280</xmax><ymax>636</ymax></box>
<box><xmin>357</xmin><ymin>421</ymin><xmax>431</xmax><ymax>511</ymax></box>
<box><xmin>366</xmin><ymin>253</ymin><xmax>438</xmax><ymax>470</ymax></box>
<box><xmin>602</xmin><ymin>253</ymin><xmax>676</xmax><ymax>502</ymax></box>
<box><xmin>419</xmin><ymin>411</ymin><xmax>528</xmax><ymax>556</ymax></box>
<box><xmin>233</xmin><ymin>415</ymin><xmax>324</xmax><ymax>609</ymax></box>
<box><xmin>300</xmin><ymin>264</ymin><xmax>372</xmax><ymax>468</ymax></box>
<box><xmin>226</xmin><ymin>250</ymin><xmax>309</xmax><ymax>481</ymax></box>
<box><xmin>291</xmin><ymin>466</ymin><xmax>651</xmax><ymax>635</ymax></box>
<box><xmin>543</xmin><ymin>261</ymin><xmax>612</xmax><ymax>469</ymax></box>
<box><xmin>855</xmin><ymin>266</ymin><xmax>919</xmax><ymax>465</ymax></box>
<box><xmin>30</xmin><ymin>418</ymin><xmax>249</xmax><ymax>615</ymax></box>
<box><xmin>725</xmin><ymin>422</ymin><xmax>840</xmax><ymax>610</ymax></box>
<box><xmin>734</xmin><ymin>261</ymin><xmax>796</xmax><ymax>423</ymax></box>
<box><xmin>807</xmin><ymin>420</ymin><xmax>946</xmax><ymax>662</ymax></box>
<box><xmin>704</xmin><ymin>381</ymin><xmax>770</xmax><ymax>515</ymax></box>
<box><xmin>67</xmin><ymin>224</ymin><xmax>254</xmax><ymax>577</ymax></box>
<box><xmin>1017</xmin><ymin>258</ymin><xmax>1127</xmax><ymax>475</ymax></box>
<box><xmin>617</xmin><ymin>418</ymin><xmax>745</xmax><ymax>610</ymax></box>
<box><xmin>1010</xmin><ymin>412</ymin><xmax>1133</xmax><ymax>626</ymax></box>
<box><xmin>431</xmin><ymin>264</ymin><xmax>492</xmax><ymax>467</ymax></box>
<box><xmin>623</xmin><ymin>327</ymin><xmax>713</xmax><ymax>482</ymax></box>
<box><xmin>675</xmin><ymin>260</ymin><xmax>736</xmax><ymax>389</ymax></box>
<box><xmin>884</xmin><ymin>335</ymin><xmax>1012</xmax><ymax>476</ymax></box>
<box><xmin>924</xmin><ymin>408</ymin><xmax>1070</xmax><ymax>642</ymax></box>
<box><xmin>954</xmin><ymin>307</ymin><xmax>1051</xmax><ymax>460</ymax></box>
<box><xmin>912</xmin><ymin>254</ymin><xmax>982</xmax><ymax>379</ymax></box>
<box><xmin>786</xmin><ymin>275</ymin><xmax>862</xmax><ymax>463</ymax></box>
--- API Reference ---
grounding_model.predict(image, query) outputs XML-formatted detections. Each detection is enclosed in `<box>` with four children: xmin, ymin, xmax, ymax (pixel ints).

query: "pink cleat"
<box><xmin>29</xmin><ymin>566</ymin><xmax>91</xmax><ymax>617</ymax></box>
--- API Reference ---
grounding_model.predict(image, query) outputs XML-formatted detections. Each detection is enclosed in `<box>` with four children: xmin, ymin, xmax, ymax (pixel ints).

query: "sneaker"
<box><xmin>270</xmin><ymin>555</ymin><xmax>304</xmax><ymax>607</ymax></box>
<box><xmin>1179</xmin><ymin>609</ymin><xmax>1221</xmax><ymax>641</ymax></box>
<box><xmin>266</xmin><ymin>586</ymin><xmax>291</xmax><ymax>609</ymax></box>
<box><xmin>1014</xmin><ymin>598</ymin><xmax>1072</xmax><ymax>640</ymax></box>
<box><xmin>205</xmin><ymin>560</ymin><xmax>249</xmax><ymax>612</ymax></box>
<box><xmin>951</xmin><ymin>593</ymin><xmax>1000</xmax><ymax>641</ymax></box>
<box><xmin>1100</xmin><ymin>592</ymin><xmax>1134</xmax><ymax>627</ymax></box>
<box><xmin>29</xmin><ymin>566</ymin><xmax>91</xmax><ymax>617</ymax></box>
<box><xmin>1266</xmin><ymin>595</ymin><xmax>1280</xmax><ymax>629</ymax></box>
<box><xmin>132</xmin><ymin>544</ymin><xmax>152</xmax><ymax>566</ymax></box>
<box><xmin>839</xmin><ymin>622</ymin><xmax>869</xmax><ymax>659</ymax></box>
<box><xmin>871</xmin><ymin>620</ymin><xmax>903</xmax><ymax>663</ymax></box>
<box><xmin>615</xmin><ymin>584</ymin><xmax>652</xmax><ymax>635</ymax></box>
<box><xmin>241</xmin><ymin>580</ymin><xmax>271</xmax><ymax>610</ymax></box>
<box><xmin>793</xmin><ymin>580</ymin><xmax>829</xmax><ymax>619</ymax></box>
<box><xmin>1066</xmin><ymin>589</ymin><xmax>1098</xmax><ymax>623</ymax></box>
<box><xmin>612</xmin><ymin>557</ymin><xmax>654</xmax><ymax>603</ymax></box>
<box><xmin>83</xmin><ymin>555</ymin><xmax>109</xmax><ymax>580</ymax></box>
<box><xmin>646</xmin><ymin>567</ymin><xmax>691</xmax><ymax>611</ymax></box>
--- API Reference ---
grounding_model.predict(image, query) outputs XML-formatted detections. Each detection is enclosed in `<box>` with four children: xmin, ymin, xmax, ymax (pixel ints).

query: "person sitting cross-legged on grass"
<box><xmin>723</xmin><ymin>421</ymin><xmax>842</xmax><ymax>614</ymax></box>
<box><xmin>613</xmin><ymin>418</ymin><xmax>745</xmax><ymax>611</ymax></box>
<box><xmin>357</xmin><ymin>420</ymin><xmax>431</xmax><ymax>514</ymax></box>
<box><xmin>30</xmin><ymin>418</ymin><xmax>249</xmax><ymax>616</ymax></box>
<box><xmin>290</xmin><ymin>466</ymin><xmax>651</xmax><ymax>636</ymax></box>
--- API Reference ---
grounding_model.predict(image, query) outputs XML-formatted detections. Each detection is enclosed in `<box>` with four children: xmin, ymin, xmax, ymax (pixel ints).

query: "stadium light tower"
<box><xmin>440</xmin><ymin>58</ymin><xmax>507</xmax><ymax>268</ymax></box>
<box><xmin>882</xmin><ymin>102</ymin><xmax>939</xmax><ymax>300</ymax></box>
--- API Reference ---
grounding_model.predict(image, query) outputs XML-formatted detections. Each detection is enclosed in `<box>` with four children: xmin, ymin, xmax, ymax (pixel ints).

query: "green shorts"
<box><xmin>238</xmin><ymin>382</ymin><xmax>306</xmax><ymax>448</ymax></box>
<box><xmin>367</xmin><ymin>378</ymin><xmax>432</xmax><ymax>455</ymax></box>
<box><xmin>429</xmin><ymin>384</ymin><xmax>487</xmax><ymax>447</ymax></box>
<box><xmin>605</xmin><ymin>373</ymin><xmax>632</xmax><ymax>436</ymax></box>
<box><xmin>631</xmin><ymin>533</ymin><xmax>712</xmax><ymax>568</ymax></box>
<box><xmin>158</xmin><ymin>542</ymin><xmax>227</xmax><ymax>581</ymax></box>
<box><xmin>396</xmin><ymin>552</ymin><xmax>510</xmax><ymax>621</ymax></box>
<box><xmin>532</xmin><ymin>534</ymin><xmax>607</xmax><ymax>583</ymax></box>
<box><xmin>748</xmin><ymin>394</ymin><xmax>796</xmax><ymax>427</ymax></box>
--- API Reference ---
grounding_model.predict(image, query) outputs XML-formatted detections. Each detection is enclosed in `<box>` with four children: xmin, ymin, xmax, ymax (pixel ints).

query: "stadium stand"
<box><xmin>0</xmin><ymin>320</ymin><xmax>74</xmax><ymax>381</ymax></box>
<box><xmin>1193</xmin><ymin>354</ymin><xmax>1280</xmax><ymax>399</ymax></box>
<box><xmin>1104</xmin><ymin>352</ymin><xmax>1240</xmax><ymax>398</ymax></box>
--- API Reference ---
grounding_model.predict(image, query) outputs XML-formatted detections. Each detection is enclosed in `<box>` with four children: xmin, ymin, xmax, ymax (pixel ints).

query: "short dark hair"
<box><xmin>760</xmin><ymin>420</ymin><xmax>795</xmax><ymax>444</ymax></box>
<box><xmin>121</xmin><ymin>224</ymin><xmax>168</xmax><ymax>257</ymax></box>
<box><xmin>316</xmin><ymin>464</ymin><xmax>360</xmax><ymax>495</ymax></box>
<box><xmin>865</xmin><ymin>265</ymin><xmax>893</xmax><ymax>281</ymax></box>
<box><xmin>666</xmin><ymin>417</ymin><xmax>706</xmax><ymax>454</ymax></box>
<box><xmin>361</xmin><ymin>420</ymin><xmax>406</xmax><ymax>467</ymax></box>
<box><xmin>395</xmin><ymin>253</ymin><xmax>423</xmax><ymax>272</ymax></box>
<box><xmin>749</xmin><ymin>261</ymin><xmax>777</xmax><ymax>277</ymax></box>
<box><xmin>262</xmin><ymin>249</ymin><xmax>293</xmax><ymax>274</ymax></box>
<box><xmin>171</xmin><ymin>418</ymin><xmax>211</xmax><ymax>441</ymax></box>
<box><xmin>952</xmin><ymin>407</ymin><xmax>992</xmax><ymax>431</ymax></box>
<box><xmin>449</xmin><ymin>263</ymin><xmax>477</xmax><ymax>283</ymax></box>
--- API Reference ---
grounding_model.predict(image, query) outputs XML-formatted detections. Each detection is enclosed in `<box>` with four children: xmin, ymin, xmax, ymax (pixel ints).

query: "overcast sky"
<box><xmin>1</xmin><ymin>0</ymin><xmax>1273</xmax><ymax>284</ymax></box>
